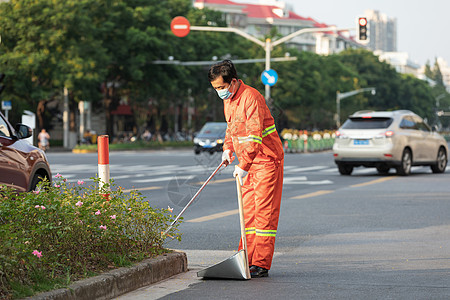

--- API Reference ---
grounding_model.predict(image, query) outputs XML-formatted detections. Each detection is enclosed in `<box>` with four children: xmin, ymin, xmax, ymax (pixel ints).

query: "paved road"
<box><xmin>47</xmin><ymin>150</ymin><xmax>450</xmax><ymax>299</ymax></box>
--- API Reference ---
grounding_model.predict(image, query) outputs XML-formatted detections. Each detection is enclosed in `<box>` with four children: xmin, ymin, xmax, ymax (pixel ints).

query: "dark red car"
<box><xmin>0</xmin><ymin>111</ymin><xmax>51</xmax><ymax>191</ymax></box>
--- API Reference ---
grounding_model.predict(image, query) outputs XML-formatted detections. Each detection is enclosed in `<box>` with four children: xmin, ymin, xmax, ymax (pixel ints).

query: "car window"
<box><xmin>0</xmin><ymin>116</ymin><xmax>11</xmax><ymax>137</ymax></box>
<box><xmin>341</xmin><ymin>117</ymin><xmax>393</xmax><ymax>129</ymax></box>
<box><xmin>199</xmin><ymin>123</ymin><xmax>227</xmax><ymax>135</ymax></box>
<box><xmin>415</xmin><ymin>121</ymin><xmax>430</xmax><ymax>132</ymax></box>
<box><xmin>399</xmin><ymin>117</ymin><xmax>417</xmax><ymax>130</ymax></box>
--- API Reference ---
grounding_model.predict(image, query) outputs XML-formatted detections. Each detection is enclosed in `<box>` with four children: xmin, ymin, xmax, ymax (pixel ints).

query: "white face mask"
<box><xmin>216</xmin><ymin>79</ymin><xmax>236</xmax><ymax>100</ymax></box>
<box><xmin>217</xmin><ymin>86</ymin><xmax>232</xmax><ymax>100</ymax></box>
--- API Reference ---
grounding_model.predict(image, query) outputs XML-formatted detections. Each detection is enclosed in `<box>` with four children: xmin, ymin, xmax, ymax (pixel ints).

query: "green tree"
<box><xmin>433</xmin><ymin>58</ymin><xmax>444</xmax><ymax>86</ymax></box>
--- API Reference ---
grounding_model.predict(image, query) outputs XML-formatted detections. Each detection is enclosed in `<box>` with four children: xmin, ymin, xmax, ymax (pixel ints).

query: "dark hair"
<box><xmin>208</xmin><ymin>60</ymin><xmax>238</xmax><ymax>83</ymax></box>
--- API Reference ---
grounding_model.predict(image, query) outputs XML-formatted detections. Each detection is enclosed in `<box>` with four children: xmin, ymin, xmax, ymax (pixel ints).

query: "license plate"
<box><xmin>353</xmin><ymin>139</ymin><xmax>369</xmax><ymax>145</ymax></box>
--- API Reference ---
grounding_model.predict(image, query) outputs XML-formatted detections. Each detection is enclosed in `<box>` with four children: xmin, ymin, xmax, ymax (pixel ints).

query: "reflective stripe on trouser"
<box><xmin>238</xmin><ymin>159</ymin><xmax>283</xmax><ymax>270</ymax></box>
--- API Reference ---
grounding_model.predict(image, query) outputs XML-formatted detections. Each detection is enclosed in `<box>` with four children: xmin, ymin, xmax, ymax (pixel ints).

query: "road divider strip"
<box><xmin>187</xmin><ymin>209</ymin><xmax>239</xmax><ymax>223</ymax></box>
<box><xmin>350</xmin><ymin>176</ymin><xmax>397</xmax><ymax>188</ymax></box>
<box><xmin>290</xmin><ymin>190</ymin><xmax>334</xmax><ymax>200</ymax></box>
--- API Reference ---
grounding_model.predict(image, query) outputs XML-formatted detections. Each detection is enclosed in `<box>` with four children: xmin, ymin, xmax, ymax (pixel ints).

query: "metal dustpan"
<box><xmin>197</xmin><ymin>176</ymin><xmax>251</xmax><ymax>280</ymax></box>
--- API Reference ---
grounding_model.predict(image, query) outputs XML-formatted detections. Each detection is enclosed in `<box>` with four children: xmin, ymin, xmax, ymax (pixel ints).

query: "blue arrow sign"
<box><xmin>1</xmin><ymin>100</ymin><xmax>11</xmax><ymax>110</ymax></box>
<box><xmin>261</xmin><ymin>69</ymin><xmax>278</xmax><ymax>86</ymax></box>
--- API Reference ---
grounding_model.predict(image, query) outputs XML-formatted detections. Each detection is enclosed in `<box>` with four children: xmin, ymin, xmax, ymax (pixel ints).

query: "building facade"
<box><xmin>375</xmin><ymin>51</ymin><xmax>420</xmax><ymax>76</ymax></box>
<box><xmin>193</xmin><ymin>0</ymin><xmax>362</xmax><ymax>55</ymax></box>
<box><xmin>364</xmin><ymin>9</ymin><xmax>397</xmax><ymax>52</ymax></box>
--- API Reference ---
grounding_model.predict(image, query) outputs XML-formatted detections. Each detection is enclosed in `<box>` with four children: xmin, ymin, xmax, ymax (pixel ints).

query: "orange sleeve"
<box><xmin>238</xmin><ymin>91</ymin><xmax>264</xmax><ymax>171</ymax></box>
<box><xmin>223</xmin><ymin>124</ymin><xmax>234</xmax><ymax>153</ymax></box>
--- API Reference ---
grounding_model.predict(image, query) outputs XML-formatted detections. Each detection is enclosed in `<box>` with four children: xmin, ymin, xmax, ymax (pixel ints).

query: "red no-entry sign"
<box><xmin>171</xmin><ymin>16</ymin><xmax>190</xmax><ymax>37</ymax></box>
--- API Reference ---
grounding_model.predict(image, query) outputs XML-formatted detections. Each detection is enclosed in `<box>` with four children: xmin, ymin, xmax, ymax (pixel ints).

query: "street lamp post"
<box><xmin>336</xmin><ymin>87</ymin><xmax>376</xmax><ymax>128</ymax></box>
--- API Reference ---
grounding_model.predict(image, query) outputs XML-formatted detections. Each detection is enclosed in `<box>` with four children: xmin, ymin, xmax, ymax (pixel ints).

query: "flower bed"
<box><xmin>280</xmin><ymin>129</ymin><xmax>336</xmax><ymax>153</ymax></box>
<box><xmin>0</xmin><ymin>175</ymin><xmax>180</xmax><ymax>299</ymax></box>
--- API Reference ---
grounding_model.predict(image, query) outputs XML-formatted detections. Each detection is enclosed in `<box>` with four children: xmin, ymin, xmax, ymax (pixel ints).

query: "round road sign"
<box><xmin>171</xmin><ymin>16</ymin><xmax>190</xmax><ymax>37</ymax></box>
<box><xmin>261</xmin><ymin>69</ymin><xmax>278</xmax><ymax>86</ymax></box>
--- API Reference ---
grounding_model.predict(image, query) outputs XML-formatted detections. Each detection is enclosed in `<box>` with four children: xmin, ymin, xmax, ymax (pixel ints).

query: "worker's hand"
<box><xmin>221</xmin><ymin>149</ymin><xmax>235</xmax><ymax>166</ymax></box>
<box><xmin>233</xmin><ymin>165</ymin><xmax>248</xmax><ymax>186</ymax></box>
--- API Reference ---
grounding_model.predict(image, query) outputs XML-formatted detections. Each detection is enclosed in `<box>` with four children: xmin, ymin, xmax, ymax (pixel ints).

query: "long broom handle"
<box><xmin>162</xmin><ymin>160</ymin><xmax>226</xmax><ymax>237</ymax></box>
<box><xmin>236</xmin><ymin>176</ymin><xmax>250</xmax><ymax>278</ymax></box>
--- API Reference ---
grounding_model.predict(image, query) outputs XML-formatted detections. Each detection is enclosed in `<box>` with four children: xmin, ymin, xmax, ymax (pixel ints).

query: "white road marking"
<box><xmin>285</xmin><ymin>166</ymin><xmax>329</xmax><ymax>173</ymax></box>
<box><xmin>283</xmin><ymin>176</ymin><xmax>333</xmax><ymax>185</ymax></box>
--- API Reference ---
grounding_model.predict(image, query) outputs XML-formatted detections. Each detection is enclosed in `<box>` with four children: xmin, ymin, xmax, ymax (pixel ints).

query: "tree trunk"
<box><xmin>36</xmin><ymin>99</ymin><xmax>46</xmax><ymax>130</ymax></box>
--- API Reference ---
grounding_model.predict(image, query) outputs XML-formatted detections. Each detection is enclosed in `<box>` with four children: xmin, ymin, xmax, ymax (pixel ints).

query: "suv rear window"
<box><xmin>341</xmin><ymin>117</ymin><xmax>393</xmax><ymax>129</ymax></box>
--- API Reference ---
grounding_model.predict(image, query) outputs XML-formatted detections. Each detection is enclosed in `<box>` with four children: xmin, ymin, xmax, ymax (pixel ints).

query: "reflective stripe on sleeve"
<box><xmin>245</xmin><ymin>227</ymin><xmax>256</xmax><ymax>235</ymax></box>
<box><xmin>238</xmin><ymin>135</ymin><xmax>262</xmax><ymax>144</ymax></box>
<box><xmin>262</xmin><ymin>124</ymin><xmax>276</xmax><ymax>137</ymax></box>
<box><xmin>256</xmin><ymin>229</ymin><xmax>277</xmax><ymax>237</ymax></box>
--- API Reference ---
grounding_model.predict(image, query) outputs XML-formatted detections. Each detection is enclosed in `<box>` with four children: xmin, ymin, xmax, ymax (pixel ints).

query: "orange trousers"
<box><xmin>238</xmin><ymin>159</ymin><xmax>283</xmax><ymax>270</ymax></box>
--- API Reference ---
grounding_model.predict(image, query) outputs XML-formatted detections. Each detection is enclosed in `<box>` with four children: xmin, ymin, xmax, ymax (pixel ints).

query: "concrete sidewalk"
<box><xmin>28</xmin><ymin>251</ymin><xmax>187</xmax><ymax>300</ymax></box>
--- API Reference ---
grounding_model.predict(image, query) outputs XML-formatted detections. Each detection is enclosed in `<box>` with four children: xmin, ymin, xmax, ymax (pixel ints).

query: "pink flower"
<box><xmin>35</xmin><ymin>205</ymin><xmax>41</xmax><ymax>208</ymax></box>
<box><xmin>32</xmin><ymin>250</ymin><xmax>43</xmax><ymax>258</ymax></box>
<box><xmin>77</xmin><ymin>180</ymin><xmax>85</xmax><ymax>185</ymax></box>
<box><xmin>167</xmin><ymin>206</ymin><xmax>173</xmax><ymax>213</ymax></box>
<box><xmin>95</xmin><ymin>210</ymin><xmax>101</xmax><ymax>215</ymax></box>
<box><xmin>75</xmin><ymin>201</ymin><xmax>83</xmax><ymax>207</ymax></box>
<box><xmin>99</xmin><ymin>225</ymin><xmax>107</xmax><ymax>230</ymax></box>
<box><xmin>55</xmin><ymin>173</ymin><xmax>62</xmax><ymax>178</ymax></box>
<box><xmin>54</xmin><ymin>184</ymin><xmax>60</xmax><ymax>188</ymax></box>
<box><xmin>33</xmin><ymin>190</ymin><xmax>40</xmax><ymax>195</ymax></box>
<box><xmin>110</xmin><ymin>215</ymin><xmax>116</xmax><ymax>220</ymax></box>
<box><xmin>41</xmin><ymin>206</ymin><xmax>46</xmax><ymax>210</ymax></box>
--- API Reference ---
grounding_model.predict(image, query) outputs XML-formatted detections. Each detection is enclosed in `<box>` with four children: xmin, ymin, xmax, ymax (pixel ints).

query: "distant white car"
<box><xmin>333</xmin><ymin>110</ymin><xmax>448</xmax><ymax>176</ymax></box>
<box><xmin>193</xmin><ymin>122</ymin><xmax>227</xmax><ymax>155</ymax></box>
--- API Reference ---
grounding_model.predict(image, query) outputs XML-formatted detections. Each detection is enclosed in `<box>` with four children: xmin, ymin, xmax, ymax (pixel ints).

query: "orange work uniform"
<box><xmin>223</xmin><ymin>79</ymin><xmax>284</xmax><ymax>270</ymax></box>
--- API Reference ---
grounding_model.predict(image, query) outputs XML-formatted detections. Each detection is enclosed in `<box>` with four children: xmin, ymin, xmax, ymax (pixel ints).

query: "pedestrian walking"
<box><xmin>208</xmin><ymin>60</ymin><xmax>284</xmax><ymax>278</ymax></box>
<box><xmin>38</xmin><ymin>128</ymin><xmax>50</xmax><ymax>151</ymax></box>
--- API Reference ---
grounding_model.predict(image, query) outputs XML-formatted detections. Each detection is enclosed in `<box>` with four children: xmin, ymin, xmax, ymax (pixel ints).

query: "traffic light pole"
<box><xmin>190</xmin><ymin>25</ymin><xmax>354</xmax><ymax>103</ymax></box>
<box><xmin>336</xmin><ymin>87</ymin><xmax>376</xmax><ymax>127</ymax></box>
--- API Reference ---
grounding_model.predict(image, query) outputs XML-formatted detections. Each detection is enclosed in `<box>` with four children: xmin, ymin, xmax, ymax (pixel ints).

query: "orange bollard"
<box><xmin>98</xmin><ymin>135</ymin><xmax>110</xmax><ymax>196</ymax></box>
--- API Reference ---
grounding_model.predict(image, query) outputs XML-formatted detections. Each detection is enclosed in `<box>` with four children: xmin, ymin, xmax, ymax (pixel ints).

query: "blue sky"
<box><xmin>233</xmin><ymin>0</ymin><xmax>450</xmax><ymax>66</ymax></box>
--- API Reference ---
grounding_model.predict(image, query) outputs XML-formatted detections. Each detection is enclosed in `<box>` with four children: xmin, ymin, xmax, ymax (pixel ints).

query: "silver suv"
<box><xmin>333</xmin><ymin>110</ymin><xmax>448</xmax><ymax>176</ymax></box>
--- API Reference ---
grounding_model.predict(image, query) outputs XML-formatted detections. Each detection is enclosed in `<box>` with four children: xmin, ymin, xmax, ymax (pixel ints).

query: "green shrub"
<box><xmin>0</xmin><ymin>176</ymin><xmax>181</xmax><ymax>299</ymax></box>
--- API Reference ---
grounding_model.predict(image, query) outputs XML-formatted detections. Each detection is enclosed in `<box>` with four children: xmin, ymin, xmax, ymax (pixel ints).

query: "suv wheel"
<box><xmin>29</xmin><ymin>174</ymin><xmax>45</xmax><ymax>191</ymax></box>
<box><xmin>376</xmin><ymin>165</ymin><xmax>390</xmax><ymax>174</ymax></box>
<box><xmin>431</xmin><ymin>147</ymin><xmax>447</xmax><ymax>173</ymax></box>
<box><xmin>338</xmin><ymin>163</ymin><xmax>353</xmax><ymax>175</ymax></box>
<box><xmin>396</xmin><ymin>149</ymin><xmax>412</xmax><ymax>176</ymax></box>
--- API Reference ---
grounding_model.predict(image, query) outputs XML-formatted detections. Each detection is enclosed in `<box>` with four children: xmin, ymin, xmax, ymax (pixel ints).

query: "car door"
<box><xmin>0</xmin><ymin>115</ymin><xmax>28</xmax><ymax>191</ymax></box>
<box><xmin>399</xmin><ymin>116</ymin><xmax>423</xmax><ymax>161</ymax></box>
<box><xmin>415</xmin><ymin>120</ymin><xmax>438</xmax><ymax>162</ymax></box>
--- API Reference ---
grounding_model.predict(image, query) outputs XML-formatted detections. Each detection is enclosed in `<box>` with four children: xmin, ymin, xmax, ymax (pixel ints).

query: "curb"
<box><xmin>70</xmin><ymin>147</ymin><xmax>194</xmax><ymax>154</ymax></box>
<box><xmin>72</xmin><ymin>148</ymin><xmax>97</xmax><ymax>153</ymax></box>
<box><xmin>27</xmin><ymin>251</ymin><xmax>187</xmax><ymax>300</ymax></box>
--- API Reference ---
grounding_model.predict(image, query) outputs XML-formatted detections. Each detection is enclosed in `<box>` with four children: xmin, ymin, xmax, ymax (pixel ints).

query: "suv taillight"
<box><xmin>335</xmin><ymin>130</ymin><xmax>348</xmax><ymax>138</ymax></box>
<box><xmin>385</xmin><ymin>130</ymin><xmax>394</xmax><ymax>137</ymax></box>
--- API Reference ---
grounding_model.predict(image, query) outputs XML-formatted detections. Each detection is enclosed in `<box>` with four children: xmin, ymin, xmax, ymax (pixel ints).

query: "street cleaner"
<box><xmin>208</xmin><ymin>60</ymin><xmax>284</xmax><ymax>278</ymax></box>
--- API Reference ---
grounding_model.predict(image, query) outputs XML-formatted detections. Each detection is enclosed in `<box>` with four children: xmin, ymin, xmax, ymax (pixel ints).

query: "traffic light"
<box><xmin>358</xmin><ymin>17</ymin><xmax>368</xmax><ymax>41</ymax></box>
<box><xmin>0</xmin><ymin>74</ymin><xmax>5</xmax><ymax>95</ymax></box>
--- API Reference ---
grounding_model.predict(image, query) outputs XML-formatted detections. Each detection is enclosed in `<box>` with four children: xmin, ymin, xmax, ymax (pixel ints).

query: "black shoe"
<box><xmin>250</xmin><ymin>266</ymin><xmax>269</xmax><ymax>278</ymax></box>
